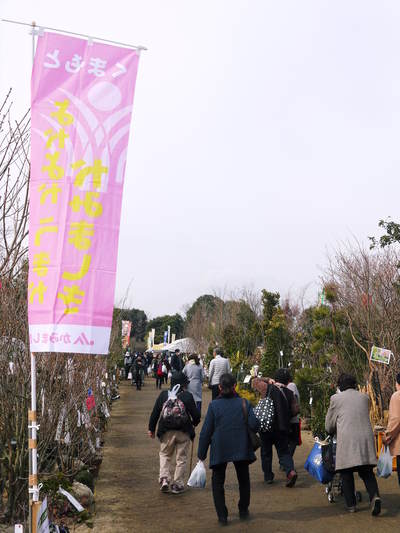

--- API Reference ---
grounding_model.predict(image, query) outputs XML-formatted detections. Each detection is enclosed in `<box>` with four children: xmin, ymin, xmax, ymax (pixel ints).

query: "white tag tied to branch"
<box><xmin>41</xmin><ymin>388</ymin><xmax>45</xmax><ymax>417</ymax></box>
<box><xmin>67</xmin><ymin>358</ymin><xmax>74</xmax><ymax>385</ymax></box>
<box><xmin>77</xmin><ymin>410</ymin><xmax>81</xmax><ymax>428</ymax></box>
<box><xmin>58</xmin><ymin>487</ymin><xmax>84</xmax><ymax>512</ymax></box>
<box><xmin>64</xmin><ymin>416</ymin><xmax>70</xmax><ymax>444</ymax></box>
<box><xmin>55</xmin><ymin>407</ymin><xmax>66</xmax><ymax>441</ymax></box>
<box><xmin>88</xmin><ymin>437</ymin><xmax>96</xmax><ymax>454</ymax></box>
<box><xmin>101</xmin><ymin>402</ymin><xmax>110</xmax><ymax>418</ymax></box>
<box><xmin>82</xmin><ymin>403</ymin><xmax>91</xmax><ymax>429</ymax></box>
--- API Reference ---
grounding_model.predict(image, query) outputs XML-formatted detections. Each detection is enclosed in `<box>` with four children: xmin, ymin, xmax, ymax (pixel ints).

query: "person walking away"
<box><xmin>208</xmin><ymin>349</ymin><xmax>231</xmax><ymax>400</ymax></box>
<box><xmin>383</xmin><ymin>372</ymin><xmax>400</xmax><ymax>486</ymax></box>
<box><xmin>183</xmin><ymin>354</ymin><xmax>204</xmax><ymax>414</ymax></box>
<box><xmin>124</xmin><ymin>351</ymin><xmax>132</xmax><ymax>380</ymax></box>
<box><xmin>198</xmin><ymin>373</ymin><xmax>260</xmax><ymax>526</ymax></box>
<box><xmin>251</xmin><ymin>369</ymin><xmax>298</xmax><ymax>487</ymax></box>
<box><xmin>161</xmin><ymin>353</ymin><xmax>170</xmax><ymax>385</ymax></box>
<box><xmin>148</xmin><ymin>372</ymin><xmax>200</xmax><ymax>494</ymax></box>
<box><xmin>154</xmin><ymin>356</ymin><xmax>163</xmax><ymax>389</ymax></box>
<box><xmin>325</xmin><ymin>373</ymin><xmax>381</xmax><ymax>515</ymax></box>
<box><xmin>286</xmin><ymin>371</ymin><xmax>301</xmax><ymax>457</ymax></box>
<box><xmin>138</xmin><ymin>352</ymin><xmax>146</xmax><ymax>386</ymax></box>
<box><xmin>132</xmin><ymin>356</ymin><xmax>144</xmax><ymax>390</ymax></box>
<box><xmin>147</xmin><ymin>352</ymin><xmax>153</xmax><ymax>374</ymax></box>
<box><xmin>171</xmin><ymin>349</ymin><xmax>183</xmax><ymax>374</ymax></box>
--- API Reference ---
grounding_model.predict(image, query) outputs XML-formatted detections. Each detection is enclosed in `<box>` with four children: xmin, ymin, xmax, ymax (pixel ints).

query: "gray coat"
<box><xmin>183</xmin><ymin>362</ymin><xmax>204</xmax><ymax>402</ymax></box>
<box><xmin>325</xmin><ymin>389</ymin><xmax>377</xmax><ymax>470</ymax></box>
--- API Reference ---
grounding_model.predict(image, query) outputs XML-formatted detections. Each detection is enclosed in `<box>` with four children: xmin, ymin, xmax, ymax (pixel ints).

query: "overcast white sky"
<box><xmin>1</xmin><ymin>1</ymin><xmax>399</xmax><ymax>318</ymax></box>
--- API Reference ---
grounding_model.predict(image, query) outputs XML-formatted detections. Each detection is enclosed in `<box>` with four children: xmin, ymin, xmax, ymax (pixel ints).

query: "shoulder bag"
<box><xmin>242</xmin><ymin>398</ymin><xmax>261</xmax><ymax>451</ymax></box>
<box><xmin>254</xmin><ymin>385</ymin><xmax>275</xmax><ymax>432</ymax></box>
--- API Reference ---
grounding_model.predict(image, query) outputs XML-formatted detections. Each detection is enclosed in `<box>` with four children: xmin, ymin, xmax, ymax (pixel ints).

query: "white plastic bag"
<box><xmin>168</xmin><ymin>371</ymin><xmax>172</xmax><ymax>380</ymax></box>
<box><xmin>162</xmin><ymin>364</ymin><xmax>167</xmax><ymax>374</ymax></box>
<box><xmin>377</xmin><ymin>445</ymin><xmax>392</xmax><ymax>478</ymax></box>
<box><xmin>128</xmin><ymin>371</ymin><xmax>132</xmax><ymax>380</ymax></box>
<box><xmin>147</xmin><ymin>366</ymin><xmax>152</xmax><ymax>376</ymax></box>
<box><xmin>187</xmin><ymin>460</ymin><xmax>206</xmax><ymax>488</ymax></box>
<box><xmin>168</xmin><ymin>384</ymin><xmax>180</xmax><ymax>400</ymax></box>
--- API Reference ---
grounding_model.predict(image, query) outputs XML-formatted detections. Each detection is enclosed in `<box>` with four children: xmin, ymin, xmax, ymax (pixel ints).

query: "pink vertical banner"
<box><xmin>28</xmin><ymin>32</ymin><xmax>140</xmax><ymax>354</ymax></box>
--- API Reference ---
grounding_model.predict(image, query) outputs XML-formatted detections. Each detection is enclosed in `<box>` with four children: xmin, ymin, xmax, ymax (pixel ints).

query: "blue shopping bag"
<box><xmin>304</xmin><ymin>441</ymin><xmax>334</xmax><ymax>484</ymax></box>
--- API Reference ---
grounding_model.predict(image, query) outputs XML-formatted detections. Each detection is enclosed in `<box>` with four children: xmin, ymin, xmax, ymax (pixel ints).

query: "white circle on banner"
<box><xmin>88</xmin><ymin>81</ymin><xmax>122</xmax><ymax>111</ymax></box>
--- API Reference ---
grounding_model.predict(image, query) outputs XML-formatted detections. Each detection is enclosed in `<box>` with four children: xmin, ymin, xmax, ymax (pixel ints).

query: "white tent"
<box><xmin>146</xmin><ymin>337</ymin><xmax>196</xmax><ymax>353</ymax></box>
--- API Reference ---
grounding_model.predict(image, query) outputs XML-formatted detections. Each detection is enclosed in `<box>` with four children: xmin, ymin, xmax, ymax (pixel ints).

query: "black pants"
<box><xmin>134</xmin><ymin>373</ymin><xmax>142</xmax><ymax>390</ymax></box>
<box><xmin>124</xmin><ymin>364</ymin><xmax>130</xmax><ymax>379</ymax></box>
<box><xmin>397</xmin><ymin>456</ymin><xmax>400</xmax><ymax>485</ymax></box>
<box><xmin>260</xmin><ymin>430</ymin><xmax>294</xmax><ymax>479</ymax></box>
<box><xmin>155</xmin><ymin>375</ymin><xmax>163</xmax><ymax>388</ymax></box>
<box><xmin>211</xmin><ymin>385</ymin><xmax>220</xmax><ymax>400</ymax></box>
<box><xmin>339</xmin><ymin>465</ymin><xmax>379</xmax><ymax>507</ymax></box>
<box><xmin>211</xmin><ymin>461</ymin><xmax>250</xmax><ymax>520</ymax></box>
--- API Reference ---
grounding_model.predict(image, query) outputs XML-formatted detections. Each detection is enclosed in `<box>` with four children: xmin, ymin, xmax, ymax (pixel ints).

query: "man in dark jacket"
<box><xmin>252</xmin><ymin>369</ymin><xmax>298</xmax><ymax>487</ymax></box>
<box><xmin>132</xmin><ymin>356</ymin><xmax>144</xmax><ymax>390</ymax></box>
<box><xmin>170</xmin><ymin>349</ymin><xmax>183</xmax><ymax>373</ymax></box>
<box><xmin>148</xmin><ymin>372</ymin><xmax>200</xmax><ymax>494</ymax></box>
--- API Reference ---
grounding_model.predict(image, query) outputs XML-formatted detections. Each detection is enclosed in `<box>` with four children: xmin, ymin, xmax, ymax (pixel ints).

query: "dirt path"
<box><xmin>94</xmin><ymin>379</ymin><xmax>400</xmax><ymax>533</ymax></box>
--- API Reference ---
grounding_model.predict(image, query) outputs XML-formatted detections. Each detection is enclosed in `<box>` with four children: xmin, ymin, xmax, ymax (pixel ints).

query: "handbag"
<box><xmin>254</xmin><ymin>386</ymin><xmax>275</xmax><ymax>432</ymax></box>
<box><xmin>242</xmin><ymin>399</ymin><xmax>261</xmax><ymax>451</ymax></box>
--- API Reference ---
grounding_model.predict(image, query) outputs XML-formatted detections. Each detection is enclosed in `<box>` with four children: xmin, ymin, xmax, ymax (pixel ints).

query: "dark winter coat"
<box><xmin>252</xmin><ymin>379</ymin><xmax>293</xmax><ymax>433</ymax></box>
<box><xmin>132</xmin><ymin>358</ymin><xmax>144</xmax><ymax>377</ymax></box>
<box><xmin>198</xmin><ymin>395</ymin><xmax>260</xmax><ymax>467</ymax></box>
<box><xmin>171</xmin><ymin>353</ymin><xmax>183</xmax><ymax>372</ymax></box>
<box><xmin>148</xmin><ymin>389</ymin><xmax>200</xmax><ymax>440</ymax></box>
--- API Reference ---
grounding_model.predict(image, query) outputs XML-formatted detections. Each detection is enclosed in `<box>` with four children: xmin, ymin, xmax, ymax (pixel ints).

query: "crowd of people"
<box><xmin>124</xmin><ymin>347</ymin><xmax>400</xmax><ymax>525</ymax></box>
<box><xmin>145</xmin><ymin>349</ymin><xmax>302</xmax><ymax>525</ymax></box>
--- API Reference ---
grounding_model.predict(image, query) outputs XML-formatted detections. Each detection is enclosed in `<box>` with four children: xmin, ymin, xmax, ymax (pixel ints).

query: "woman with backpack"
<box><xmin>148</xmin><ymin>372</ymin><xmax>200</xmax><ymax>494</ymax></box>
<box><xmin>198</xmin><ymin>373</ymin><xmax>260</xmax><ymax>526</ymax></box>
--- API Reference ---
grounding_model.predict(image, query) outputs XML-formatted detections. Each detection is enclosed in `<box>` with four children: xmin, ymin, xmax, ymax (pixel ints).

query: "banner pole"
<box><xmin>1</xmin><ymin>17</ymin><xmax>147</xmax><ymax>50</ymax></box>
<box><xmin>29</xmin><ymin>23</ymin><xmax>40</xmax><ymax>533</ymax></box>
<box><xmin>29</xmin><ymin>352</ymin><xmax>40</xmax><ymax>532</ymax></box>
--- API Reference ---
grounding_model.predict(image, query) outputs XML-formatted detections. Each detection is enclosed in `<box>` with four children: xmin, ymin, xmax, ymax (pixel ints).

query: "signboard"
<box><xmin>37</xmin><ymin>497</ymin><xmax>50</xmax><ymax>533</ymax></box>
<box><xmin>28</xmin><ymin>31</ymin><xmax>140</xmax><ymax>354</ymax></box>
<box><xmin>370</xmin><ymin>345</ymin><xmax>392</xmax><ymax>365</ymax></box>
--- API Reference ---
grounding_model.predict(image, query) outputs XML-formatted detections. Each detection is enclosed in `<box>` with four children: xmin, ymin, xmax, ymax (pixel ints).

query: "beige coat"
<box><xmin>325</xmin><ymin>389</ymin><xmax>377</xmax><ymax>470</ymax></box>
<box><xmin>386</xmin><ymin>390</ymin><xmax>400</xmax><ymax>456</ymax></box>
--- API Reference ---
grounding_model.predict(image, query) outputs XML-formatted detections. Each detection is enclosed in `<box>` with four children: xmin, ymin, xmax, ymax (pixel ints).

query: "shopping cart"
<box><xmin>323</xmin><ymin>436</ymin><xmax>362</xmax><ymax>504</ymax></box>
